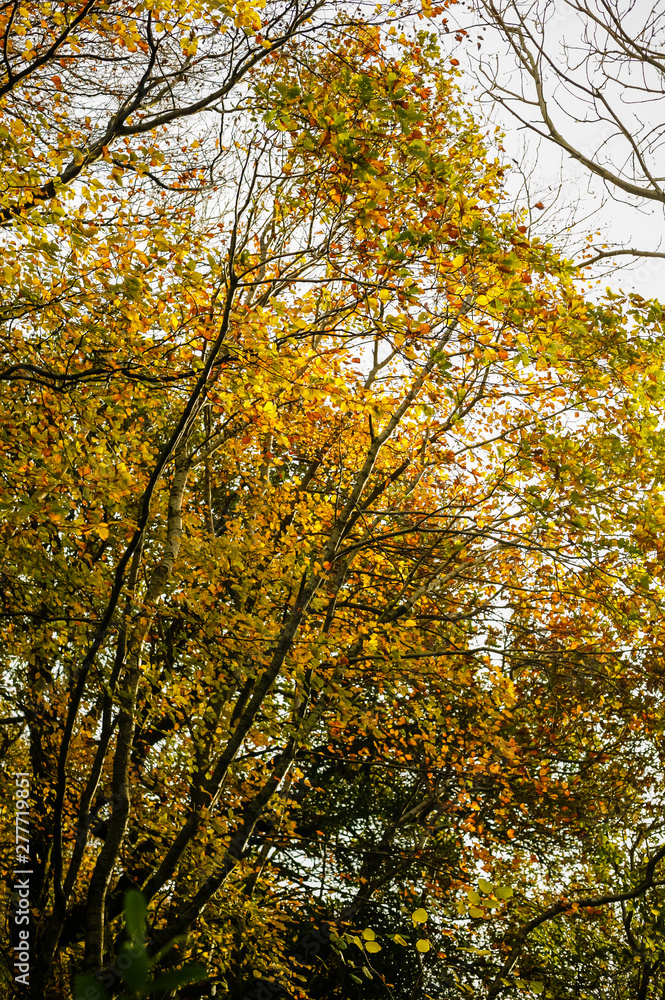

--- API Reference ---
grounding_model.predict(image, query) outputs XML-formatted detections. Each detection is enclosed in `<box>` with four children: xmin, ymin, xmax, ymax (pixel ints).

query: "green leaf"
<box><xmin>478</xmin><ymin>878</ymin><xmax>493</xmax><ymax>894</ymax></box>
<box><xmin>74</xmin><ymin>973</ymin><xmax>109</xmax><ymax>1000</ymax></box>
<box><xmin>123</xmin><ymin>889</ymin><xmax>147</xmax><ymax>944</ymax></box>
<box><xmin>150</xmin><ymin>963</ymin><xmax>208</xmax><ymax>992</ymax></box>
<box><xmin>117</xmin><ymin>946</ymin><xmax>150</xmax><ymax>990</ymax></box>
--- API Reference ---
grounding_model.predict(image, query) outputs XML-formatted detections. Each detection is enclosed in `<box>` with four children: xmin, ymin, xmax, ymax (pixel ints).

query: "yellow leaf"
<box><xmin>416</xmin><ymin>939</ymin><xmax>430</xmax><ymax>952</ymax></box>
<box><xmin>411</xmin><ymin>908</ymin><xmax>427</xmax><ymax>923</ymax></box>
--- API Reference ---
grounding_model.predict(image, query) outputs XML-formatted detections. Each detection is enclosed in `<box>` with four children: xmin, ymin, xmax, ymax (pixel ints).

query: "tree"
<box><xmin>2</xmin><ymin>2</ymin><xmax>665</xmax><ymax>998</ymax></box>
<box><xmin>468</xmin><ymin>0</ymin><xmax>665</xmax><ymax>266</ymax></box>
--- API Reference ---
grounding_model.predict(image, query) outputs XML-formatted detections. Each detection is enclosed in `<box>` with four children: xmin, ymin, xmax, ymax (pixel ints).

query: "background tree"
<box><xmin>467</xmin><ymin>0</ymin><xmax>665</xmax><ymax>267</ymax></box>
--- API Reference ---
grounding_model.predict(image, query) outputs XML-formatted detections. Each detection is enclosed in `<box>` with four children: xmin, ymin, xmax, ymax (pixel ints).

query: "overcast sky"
<box><xmin>444</xmin><ymin>0</ymin><xmax>665</xmax><ymax>301</ymax></box>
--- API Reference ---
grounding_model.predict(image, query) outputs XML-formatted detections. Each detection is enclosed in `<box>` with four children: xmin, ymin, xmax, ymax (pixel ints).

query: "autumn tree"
<box><xmin>2</xmin><ymin>2</ymin><xmax>665</xmax><ymax>999</ymax></box>
<box><xmin>467</xmin><ymin>0</ymin><xmax>665</xmax><ymax>267</ymax></box>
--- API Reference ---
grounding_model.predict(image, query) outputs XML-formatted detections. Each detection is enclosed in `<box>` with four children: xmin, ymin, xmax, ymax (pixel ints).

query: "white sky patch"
<box><xmin>439</xmin><ymin>1</ymin><xmax>665</xmax><ymax>299</ymax></box>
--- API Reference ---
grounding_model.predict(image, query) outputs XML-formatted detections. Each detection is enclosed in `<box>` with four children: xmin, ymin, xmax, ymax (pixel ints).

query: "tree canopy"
<box><xmin>2</xmin><ymin>1</ymin><xmax>665</xmax><ymax>998</ymax></box>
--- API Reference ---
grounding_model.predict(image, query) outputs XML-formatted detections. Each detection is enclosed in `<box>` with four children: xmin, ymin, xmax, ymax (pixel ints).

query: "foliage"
<box><xmin>1</xmin><ymin>1</ymin><xmax>665</xmax><ymax>998</ymax></box>
<box><xmin>74</xmin><ymin>891</ymin><xmax>207</xmax><ymax>998</ymax></box>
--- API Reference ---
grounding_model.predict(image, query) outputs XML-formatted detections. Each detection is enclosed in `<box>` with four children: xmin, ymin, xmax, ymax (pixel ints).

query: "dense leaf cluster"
<box><xmin>1</xmin><ymin>1</ymin><xmax>665</xmax><ymax>999</ymax></box>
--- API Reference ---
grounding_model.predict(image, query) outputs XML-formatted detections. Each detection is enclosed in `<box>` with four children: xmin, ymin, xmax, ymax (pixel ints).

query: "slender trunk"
<box><xmin>83</xmin><ymin>447</ymin><xmax>192</xmax><ymax>973</ymax></box>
